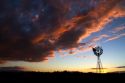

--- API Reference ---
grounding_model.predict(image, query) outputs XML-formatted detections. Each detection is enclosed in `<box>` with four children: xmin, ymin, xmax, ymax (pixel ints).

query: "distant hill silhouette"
<box><xmin>0</xmin><ymin>71</ymin><xmax>125</xmax><ymax>81</ymax></box>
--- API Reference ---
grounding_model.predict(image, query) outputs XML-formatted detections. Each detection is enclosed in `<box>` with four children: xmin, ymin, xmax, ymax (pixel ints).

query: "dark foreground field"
<box><xmin>0</xmin><ymin>71</ymin><xmax>125</xmax><ymax>81</ymax></box>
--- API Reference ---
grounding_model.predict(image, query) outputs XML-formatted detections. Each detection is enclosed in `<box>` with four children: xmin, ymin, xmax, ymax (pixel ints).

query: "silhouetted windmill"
<box><xmin>92</xmin><ymin>46</ymin><xmax>103</xmax><ymax>73</ymax></box>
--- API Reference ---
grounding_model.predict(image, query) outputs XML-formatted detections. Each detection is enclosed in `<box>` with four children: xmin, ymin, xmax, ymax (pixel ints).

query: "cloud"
<box><xmin>76</xmin><ymin>55</ymin><xmax>95</xmax><ymax>59</ymax></box>
<box><xmin>103</xmin><ymin>24</ymin><xmax>125</xmax><ymax>43</ymax></box>
<box><xmin>89</xmin><ymin>34</ymin><xmax>109</xmax><ymax>44</ymax></box>
<box><xmin>0</xmin><ymin>60</ymin><xmax>6</xmax><ymax>64</ymax></box>
<box><xmin>91</xmin><ymin>68</ymin><xmax>107</xmax><ymax>70</ymax></box>
<box><xmin>111</xmin><ymin>26</ymin><xmax>125</xmax><ymax>33</ymax></box>
<box><xmin>115</xmin><ymin>66</ymin><xmax>125</xmax><ymax>68</ymax></box>
<box><xmin>0</xmin><ymin>0</ymin><xmax>125</xmax><ymax>62</ymax></box>
<box><xmin>105</xmin><ymin>33</ymin><xmax>125</xmax><ymax>42</ymax></box>
<box><xmin>0</xmin><ymin>66</ymin><xmax>26</xmax><ymax>71</ymax></box>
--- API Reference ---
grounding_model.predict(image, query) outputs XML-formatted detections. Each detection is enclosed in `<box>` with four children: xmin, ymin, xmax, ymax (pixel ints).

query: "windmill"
<box><xmin>92</xmin><ymin>46</ymin><xmax>103</xmax><ymax>73</ymax></box>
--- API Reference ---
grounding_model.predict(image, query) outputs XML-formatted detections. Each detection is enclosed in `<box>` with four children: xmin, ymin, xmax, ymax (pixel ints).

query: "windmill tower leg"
<box><xmin>99</xmin><ymin>57</ymin><xmax>103</xmax><ymax>73</ymax></box>
<box><xmin>96</xmin><ymin>56</ymin><xmax>103</xmax><ymax>73</ymax></box>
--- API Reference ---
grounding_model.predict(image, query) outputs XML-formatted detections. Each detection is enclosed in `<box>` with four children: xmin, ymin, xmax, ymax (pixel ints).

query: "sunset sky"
<box><xmin>0</xmin><ymin>0</ymin><xmax>125</xmax><ymax>73</ymax></box>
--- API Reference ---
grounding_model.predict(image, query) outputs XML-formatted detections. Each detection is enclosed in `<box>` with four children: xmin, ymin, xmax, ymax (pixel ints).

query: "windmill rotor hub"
<box><xmin>92</xmin><ymin>46</ymin><xmax>103</xmax><ymax>57</ymax></box>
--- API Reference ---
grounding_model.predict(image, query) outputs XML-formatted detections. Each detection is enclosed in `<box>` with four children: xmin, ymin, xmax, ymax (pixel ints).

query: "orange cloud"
<box><xmin>78</xmin><ymin>0</ymin><xmax>124</xmax><ymax>42</ymax></box>
<box><xmin>32</xmin><ymin>0</ymin><xmax>125</xmax><ymax>48</ymax></box>
<box><xmin>32</xmin><ymin>34</ymin><xmax>47</xmax><ymax>44</ymax></box>
<box><xmin>51</xmin><ymin>16</ymin><xmax>83</xmax><ymax>40</ymax></box>
<box><xmin>39</xmin><ymin>0</ymin><xmax>124</xmax><ymax>46</ymax></box>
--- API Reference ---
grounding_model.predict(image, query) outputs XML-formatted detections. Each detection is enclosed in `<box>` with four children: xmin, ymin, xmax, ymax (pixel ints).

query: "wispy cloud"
<box><xmin>0</xmin><ymin>66</ymin><xmax>27</xmax><ymax>71</ymax></box>
<box><xmin>115</xmin><ymin>66</ymin><xmax>125</xmax><ymax>68</ymax></box>
<box><xmin>91</xmin><ymin>68</ymin><xmax>107</xmax><ymax>70</ymax></box>
<box><xmin>89</xmin><ymin>34</ymin><xmax>109</xmax><ymax>43</ymax></box>
<box><xmin>111</xmin><ymin>26</ymin><xmax>125</xmax><ymax>33</ymax></box>
<box><xmin>76</xmin><ymin>55</ymin><xmax>95</xmax><ymax>59</ymax></box>
<box><xmin>105</xmin><ymin>33</ymin><xmax>125</xmax><ymax>42</ymax></box>
<box><xmin>79</xmin><ymin>45</ymin><xmax>95</xmax><ymax>52</ymax></box>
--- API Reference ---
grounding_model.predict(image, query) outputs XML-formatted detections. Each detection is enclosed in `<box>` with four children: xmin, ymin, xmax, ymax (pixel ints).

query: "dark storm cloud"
<box><xmin>0</xmin><ymin>0</ymin><xmax>67</xmax><ymax>62</ymax></box>
<box><xmin>0</xmin><ymin>66</ymin><xmax>26</xmax><ymax>71</ymax></box>
<box><xmin>0</xmin><ymin>0</ymin><xmax>124</xmax><ymax>62</ymax></box>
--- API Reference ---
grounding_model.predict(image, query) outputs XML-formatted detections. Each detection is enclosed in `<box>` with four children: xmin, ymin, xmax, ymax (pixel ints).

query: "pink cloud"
<box><xmin>111</xmin><ymin>26</ymin><xmax>125</xmax><ymax>33</ymax></box>
<box><xmin>105</xmin><ymin>33</ymin><xmax>125</xmax><ymax>42</ymax></box>
<box><xmin>90</xmin><ymin>34</ymin><xmax>109</xmax><ymax>43</ymax></box>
